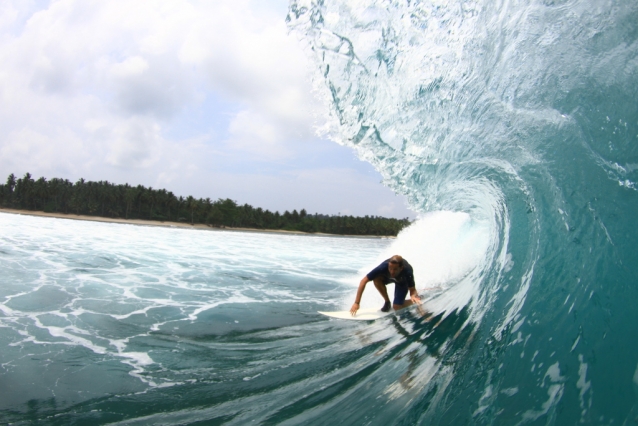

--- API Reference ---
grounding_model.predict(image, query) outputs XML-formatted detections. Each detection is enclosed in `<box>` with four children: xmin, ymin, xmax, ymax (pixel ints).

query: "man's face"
<box><xmin>388</xmin><ymin>262</ymin><xmax>402</xmax><ymax>277</ymax></box>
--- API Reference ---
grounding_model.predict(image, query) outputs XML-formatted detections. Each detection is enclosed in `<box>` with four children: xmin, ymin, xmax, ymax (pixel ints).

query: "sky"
<box><xmin>0</xmin><ymin>0</ymin><xmax>414</xmax><ymax>219</ymax></box>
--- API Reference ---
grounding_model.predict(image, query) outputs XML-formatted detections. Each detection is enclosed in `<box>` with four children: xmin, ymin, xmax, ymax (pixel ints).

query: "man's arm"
<box><xmin>409</xmin><ymin>286</ymin><xmax>421</xmax><ymax>304</ymax></box>
<box><xmin>350</xmin><ymin>276</ymin><xmax>370</xmax><ymax>315</ymax></box>
<box><xmin>404</xmin><ymin>265</ymin><xmax>420</xmax><ymax>304</ymax></box>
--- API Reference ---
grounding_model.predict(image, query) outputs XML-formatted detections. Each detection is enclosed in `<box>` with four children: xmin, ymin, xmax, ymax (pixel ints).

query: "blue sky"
<box><xmin>0</xmin><ymin>0</ymin><xmax>414</xmax><ymax>218</ymax></box>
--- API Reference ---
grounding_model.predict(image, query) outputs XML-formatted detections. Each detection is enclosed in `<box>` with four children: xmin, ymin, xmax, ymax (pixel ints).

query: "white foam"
<box><xmin>350</xmin><ymin>211</ymin><xmax>492</xmax><ymax>315</ymax></box>
<box><xmin>577</xmin><ymin>355</ymin><xmax>591</xmax><ymax>420</ymax></box>
<box><xmin>0</xmin><ymin>211</ymin><xmax>390</xmax><ymax>387</ymax></box>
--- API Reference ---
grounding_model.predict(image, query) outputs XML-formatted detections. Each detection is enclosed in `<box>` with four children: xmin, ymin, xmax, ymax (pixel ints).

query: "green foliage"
<box><xmin>0</xmin><ymin>173</ymin><xmax>412</xmax><ymax>236</ymax></box>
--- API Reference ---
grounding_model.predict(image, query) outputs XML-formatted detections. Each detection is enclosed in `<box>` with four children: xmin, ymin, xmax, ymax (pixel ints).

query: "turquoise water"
<box><xmin>0</xmin><ymin>209</ymin><xmax>487</xmax><ymax>425</ymax></box>
<box><xmin>2</xmin><ymin>0</ymin><xmax>638</xmax><ymax>424</ymax></box>
<box><xmin>0</xmin><ymin>213</ymin><xmax>383</xmax><ymax>423</ymax></box>
<box><xmin>287</xmin><ymin>0</ymin><xmax>638</xmax><ymax>424</ymax></box>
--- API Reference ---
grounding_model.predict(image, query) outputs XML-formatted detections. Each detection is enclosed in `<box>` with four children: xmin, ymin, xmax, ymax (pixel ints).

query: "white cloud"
<box><xmin>225</xmin><ymin>110</ymin><xmax>290</xmax><ymax>160</ymax></box>
<box><xmin>0</xmin><ymin>0</ymin><xmax>414</xmax><ymax>218</ymax></box>
<box><xmin>106</xmin><ymin>117</ymin><xmax>163</xmax><ymax>169</ymax></box>
<box><xmin>184</xmin><ymin>1</ymin><xmax>322</xmax><ymax>138</ymax></box>
<box><xmin>0</xmin><ymin>0</ymin><xmax>320</xmax><ymax>169</ymax></box>
<box><xmin>1</xmin><ymin>126</ymin><xmax>86</xmax><ymax>177</ymax></box>
<box><xmin>110</xmin><ymin>56</ymin><xmax>149</xmax><ymax>78</ymax></box>
<box><xmin>0</xmin><ymin>3</ymin><xmax>19</xmax><ymax>32</ymax></box>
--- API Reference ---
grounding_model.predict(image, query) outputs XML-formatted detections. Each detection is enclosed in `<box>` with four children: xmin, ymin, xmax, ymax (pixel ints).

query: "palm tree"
<box><xmin>124</xmin><ymin>186</ymin><xmax>137</xmax><ymax>219</ymax></box>
<box><xmin>186</xmin><ymin>196</ymin><xmax>197</xmax><ymax>225</ymax></box>
<box><xmin>73</xmin><ymin>178</ymin><xmax>86</xmax><ymax>214</ymax></box>
<box><xmin>19</xmin><ymin>173</ymin><xmax>35</xmax><ymax>210</ymax></box>
<box><xmin>203</xmin><ymin>197</ymin><xmax>213</xmax><ymax>225</ymax></box>
<box><xmin>166</xmin><ymin>191</ymin><xmax>176</xmax><ymax>220</ymax></box>
<box><xmin>146</xmin><ymin>187</ymin><xmax>159</xmax><ymax>219</ymax></box>
<box><xmin>208</xmin><ymin>206</ymin><xmax>223</xmax><ymax>227</ymax></box>
<box><xmin>5</xmin><ymin>173</ymin><xmax>16</xmax><ymax>206</ymax></box>
<box><xmin>136</xmin><ymin>185</ymin><xmax>145</xmax><ymax>218</ymax></box>
<box><xmin>105</xmin><ymin>184</ymin><xmax>119</xmax><ymax>217</ymax></box>
<box><xmin>156</xmin><ymin>189</ymin><xmax>168</xmax><ymax>220</ymax></box>
<box><xmin>49</xmin><ymin>178</ymin><xmax>61</xmax><ymax>212</ymax></box>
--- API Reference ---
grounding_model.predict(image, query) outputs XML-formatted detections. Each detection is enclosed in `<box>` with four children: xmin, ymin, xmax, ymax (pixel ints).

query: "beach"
<box><xmin>0</xmin><ymin>207</ymin><xmax>393</xmax><ymax>238</ymax></box>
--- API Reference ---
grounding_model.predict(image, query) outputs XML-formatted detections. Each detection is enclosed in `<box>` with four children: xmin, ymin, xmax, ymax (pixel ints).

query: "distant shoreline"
<box><xmin>0</xmin><ymin>208</ymin><xmax>395</xmax><ymax>239</ymax></box>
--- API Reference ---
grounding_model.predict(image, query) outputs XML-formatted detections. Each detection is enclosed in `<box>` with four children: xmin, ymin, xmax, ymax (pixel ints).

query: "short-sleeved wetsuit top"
<box><xmin>366</xmin><ymin>259</ymin><xmax>415</xmax><ymax>306</ymax></box>
<box><xmin>366</xmin><ymin>259</ymin><xmax>415</xmax><ymax>287</ymax></box>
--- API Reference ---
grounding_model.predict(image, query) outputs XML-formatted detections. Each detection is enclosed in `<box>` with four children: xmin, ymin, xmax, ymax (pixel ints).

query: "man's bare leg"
<box><xmin>373</xmin><ymin>279</ymin><xmax>392</xmax><ymax>312</ymax></box>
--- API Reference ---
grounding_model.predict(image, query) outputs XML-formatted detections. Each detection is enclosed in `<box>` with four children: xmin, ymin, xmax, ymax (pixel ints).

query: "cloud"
<box><xmin>0</xmin><ymin>0</ymin><xmax>414</xmax><ymax>218</ymax></box>
<box><xmin>109</xmin><ymin>55</ymin><xmax>195</xmax><ymax>118</ymax></box>
<box><xmin>0</xmin><ymin>0</ymin><xmax>321</xmax><ymax>170</ymax></box>
<box><xmin>183</xmin><ymin>1</ymin><xmax>322</xmax><ymax>139</ymax></box>
<box><xmin>105</xmin><ymin>117</ymin><xmax>163</xmax><ymax>169</ymax></box>
<box><xmin>1</xmin><ymin>126</ymin><xmax>86</xmax><ymax>177</ymax></box>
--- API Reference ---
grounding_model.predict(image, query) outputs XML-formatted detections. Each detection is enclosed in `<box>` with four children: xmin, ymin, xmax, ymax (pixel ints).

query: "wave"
<box><xmin>289</xmin><ymin>0</ymin><xmax>638</xmax><ymax>423</ymax></box>
<box><xmin>2</xmin><ymin>1</ymin><xmax>637</xmax><ymax>423</ymax></box>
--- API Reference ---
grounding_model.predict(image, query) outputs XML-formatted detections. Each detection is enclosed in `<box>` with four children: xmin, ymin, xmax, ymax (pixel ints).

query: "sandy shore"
<box><xmin>0</xmin><ymin>208</ymin><xmax>394</xmax><ymax>239</ymax></box>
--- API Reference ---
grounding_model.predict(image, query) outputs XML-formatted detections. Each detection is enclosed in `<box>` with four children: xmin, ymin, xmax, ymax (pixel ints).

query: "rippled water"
<box><xmin>0</xmin><ymin>209</ymin><xmax>487</xmax><ymax>424</ymax></box>
<box><xmin>288</xmin><ymin>0</ymin><xmax>638</xmax><ymax>423</ymax></box>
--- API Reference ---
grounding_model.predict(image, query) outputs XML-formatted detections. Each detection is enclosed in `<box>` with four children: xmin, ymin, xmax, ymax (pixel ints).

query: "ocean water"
<box><xmin>2</xmin><ymin>0</ymin><xmax>638</xmax><ymax>425</ymax></box>
<box><xmin>0</xmin><ymin>211</ymin><xmax>484</xmax><ymax>424</ymax></box>
<box><xmin>286</xmin><ymin>0</ymin><xmax>638</xmax><ymax>424</ymax></box>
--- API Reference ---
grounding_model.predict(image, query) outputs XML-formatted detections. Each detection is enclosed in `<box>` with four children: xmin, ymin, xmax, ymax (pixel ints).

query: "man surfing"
<box><xmin>350</xmin><ymin>255</ymin><xmax>421</xmax><ymax>316</ymax></box>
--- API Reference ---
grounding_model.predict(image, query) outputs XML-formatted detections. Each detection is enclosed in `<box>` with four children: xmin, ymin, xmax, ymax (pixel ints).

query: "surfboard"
<box><xmin>318</xmin><ymin>307</ymin><xmax>393</xmax><ymax>321</ymax></box>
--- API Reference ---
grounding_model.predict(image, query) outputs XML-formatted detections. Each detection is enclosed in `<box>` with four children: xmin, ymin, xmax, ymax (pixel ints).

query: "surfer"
<box><xmin>350</xmin><ymin>255</ymin><xmax>421</xmax><ymax>316</ymax></box>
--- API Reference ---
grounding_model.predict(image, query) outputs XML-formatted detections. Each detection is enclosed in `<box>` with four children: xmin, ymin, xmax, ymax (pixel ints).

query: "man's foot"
<box><xmin>381</xmin><ymin>301</ymin><xmax>391</xmax><ymax>312</ymax></box>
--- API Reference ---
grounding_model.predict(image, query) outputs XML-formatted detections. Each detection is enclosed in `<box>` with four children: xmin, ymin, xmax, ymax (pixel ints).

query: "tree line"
<box><xmin>0</xmin><ymin>173</ymin><xmax>411</xmax><ymax>236</ymax></box>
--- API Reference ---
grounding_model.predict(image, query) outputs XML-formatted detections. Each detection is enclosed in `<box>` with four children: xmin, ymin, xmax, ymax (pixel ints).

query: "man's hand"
<box><xmin>410</xmin><ymin>292</ymin><xmax>421</xmax><ymax>305</ymax></box>
<box><xmin>350</xmin><ymin>302</ymin><xmax>360</xmax><ymax>316</ymax></box>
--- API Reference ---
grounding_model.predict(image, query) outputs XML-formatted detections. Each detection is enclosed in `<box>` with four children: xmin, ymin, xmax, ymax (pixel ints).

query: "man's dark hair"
<box><xmin>389</xmin><ymin>255</ymin><xmax>404</xmax><ymax>267</ymax></box>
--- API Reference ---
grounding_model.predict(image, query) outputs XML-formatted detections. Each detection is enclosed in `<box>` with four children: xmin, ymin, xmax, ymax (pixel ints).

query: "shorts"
<box><xmin>380</xmin><ymin>277</ymin><xmax>411</xmax><ymax>306</ymax></box>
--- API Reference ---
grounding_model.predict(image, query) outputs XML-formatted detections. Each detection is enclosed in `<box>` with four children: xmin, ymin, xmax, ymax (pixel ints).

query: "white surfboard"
<box><xmin>318</xmin><ymin>307</ymin><xmax>393</xmax><ymax>321</ymax></box>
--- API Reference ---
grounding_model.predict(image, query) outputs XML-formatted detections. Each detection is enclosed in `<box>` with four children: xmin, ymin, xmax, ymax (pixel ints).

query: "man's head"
<box><xmin>388</xmin><ymin>255</ymin><xmax>404</xmax><ymax>277</ymax></box>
